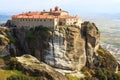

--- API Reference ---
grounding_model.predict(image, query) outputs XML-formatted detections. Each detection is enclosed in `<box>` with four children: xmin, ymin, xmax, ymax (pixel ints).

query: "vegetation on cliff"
<box><xmin>81</xmin><ymin>46</ymin><xmax>119</xmax><ymax>80</ymax></box>
<box><xmin>97</xmin><ymin>46</ymin><xmax>118</xmax><ymax>71</ymax></box>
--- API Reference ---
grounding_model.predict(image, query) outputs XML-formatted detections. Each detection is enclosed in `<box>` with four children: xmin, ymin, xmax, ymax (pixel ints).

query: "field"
<box><xmin>98</xmin><ymin>20</ymin><xmax>120</xmax><ymax>48</ymax></box>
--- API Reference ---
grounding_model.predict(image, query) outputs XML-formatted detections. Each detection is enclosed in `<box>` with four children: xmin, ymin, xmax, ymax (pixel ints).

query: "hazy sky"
<box><xmin>0</xmin><ymin>0</ymin><xmax>120</xmax><ymax>15</ymax></box>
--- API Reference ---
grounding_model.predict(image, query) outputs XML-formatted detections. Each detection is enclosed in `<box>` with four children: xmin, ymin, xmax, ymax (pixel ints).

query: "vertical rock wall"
<box><xmin>81</xmin><ymin>22</ymin><xmax>100</xmax><ymax>68</ymax></box>
<box><xmin>3</xmin><ymin>22</ymin><xmax>100</xmax><ymax>71</ymax></box>
<box><xmin>45</xmin><ymin>26</ymin><xmax>86</xmax><ymax>70</ymax></box>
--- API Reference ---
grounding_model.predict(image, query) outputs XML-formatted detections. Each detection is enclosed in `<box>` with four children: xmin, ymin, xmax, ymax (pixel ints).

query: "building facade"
<box><xmin>11</xmin><ymin>6</ymin><xmax>82</xmax><ymax>29</ymax></box>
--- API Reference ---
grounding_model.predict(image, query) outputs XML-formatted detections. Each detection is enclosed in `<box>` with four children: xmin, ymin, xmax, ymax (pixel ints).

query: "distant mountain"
<box><xmin>0</xmin><ymin>15</ymin><xmax>11</xmax><ymax>22</ymax></box>
<box><xmin>96</xmin><ymin>13</ymin><xmax>120</xmax><ymax>20</ymax></box>
<box><xmin>113</xmin><ymin>13</ymin><xmax>120</xmax><ymax>20</ymax></box>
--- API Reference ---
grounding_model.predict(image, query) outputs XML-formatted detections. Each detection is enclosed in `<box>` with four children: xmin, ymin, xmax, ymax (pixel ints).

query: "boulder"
<box><xmin>16</xmin><ymin>54</ymin><xmax>68</xmax><ymax>80</ymax></box>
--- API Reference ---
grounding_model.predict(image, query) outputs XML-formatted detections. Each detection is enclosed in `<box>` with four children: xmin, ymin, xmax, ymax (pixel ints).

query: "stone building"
<box><xmin>11</xmin><ymin>6</ymin><xmax>82</xmax><ymax>29</ymax></box>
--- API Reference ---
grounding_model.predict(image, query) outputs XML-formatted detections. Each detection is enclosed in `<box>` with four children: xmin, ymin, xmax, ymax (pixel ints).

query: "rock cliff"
<box><xmin>15</xmin><ymin>54</ymin><xmax>68</xmax><ymax>80</ymax></box>
<box><xmin>0</xmin><ymin>21</ymin><xmax>118</xmax><ymax>79</ymax></box>
<box><xmin>81</xmin><ymin>22</ymin><xmax>100</xmax><ymax>68</ymax></box>
<box><xmin>0</xmin><ymin>27</ymin><xmax>10</xmax><ymax>56</ymax></box>
<box><xmin>11</xmin><ymin>26</ymin><xmax>86</xmax><ymax>71</ymax></box>
<box><xmin>45</xmin><ymin>26</ymin><xmax>86</xmax><ymax>71</ymax></box>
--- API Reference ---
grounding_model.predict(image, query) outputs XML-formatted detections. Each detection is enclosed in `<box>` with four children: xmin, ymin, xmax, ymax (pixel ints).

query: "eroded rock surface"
<box><xmin>0</xmin><ymin>27</ymin><xmax>10</xmax><ymax>56</ymax></box>
<box><xmin>81</xmin><ymin>22</ymin><xmax>100</xmax><ymax>68</ymax></box>
<box><xmin>0</xmin><ymin>21</ymin><xmax>118</xmax><ymax>73</ymax></box>
<box><xmin>8</xmin><ymin>22</ymin><xmax>103</xmax><ymax>71</ymax></box>
<box><xmin>16</xmin><ymin>54</ymin><xmax>68</xmax><ymax>80</ymax></box>
<box><xmin>45</xmin><ymin>26</ymin><xmax>86</xmax><ymax>71</ymax></box>
<box><xmin>12</xmin><ymin>26</ymin><xmax>86</xmax><ymax>71</ymax></box>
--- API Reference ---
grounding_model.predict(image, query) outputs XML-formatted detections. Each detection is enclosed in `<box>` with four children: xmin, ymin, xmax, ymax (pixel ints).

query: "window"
<box><xmin>20</xmin><ymin>19</ymin><xmax>22</xmax><ymax>21</ymax></box>
<box><xmin>50</xmin><ymin>19</ymin><xmax>52</xmax><ymax>21</ymax></box>
<box><xmin>34</xmin><ymin>19</ymin><xmax>36</xmax><ymax>21</ymax></box>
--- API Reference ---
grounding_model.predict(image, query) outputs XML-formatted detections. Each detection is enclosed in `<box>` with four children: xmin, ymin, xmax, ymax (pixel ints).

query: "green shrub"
<box><xmin>27</xmin><ymin>34</ymin><xmax>36</xmax><ymax>39</ymax></box>
<box><xmin>94</xmin><ymin>68</ymin><xmax>107</xmax><ymax>80</ymax></box>
<box><xmin>34</xmin><ymin>26</ymin><xmax>51</xmax><ymax>33</ymax></box>
<box><xmin>8</xmin><ymin>57</ymin><xmax>18</xmax><ymax>70</ymax></box>
<box><xmin>7</xmin><ymin>75</ymin><xmax>41</xmax><ymax>80</ymax></box>
<box><xmin>97</xmin><ymin>46</ymin><xmax>117</xmax><ymax>71</ymax></box>
<box><xmin>27</xmin><ymin>26</ymin><xmax>51</xmax><ymax>40</ymax></box>
<box><xmin>65</xmin><ymin>74</ymin><xmax>80</xmax><ymax>80</ymax></box>
<box><xmin>31</xmin><ymin>49</ymin><xmax>36</xmax><ymax>56</ymax></box>
<box><xmin>93</xmin><ymin>68</ymin><xmax>120</xmax><ymax>80</ymax></box>
<box><xmin>3</xmin><ymin>55</ymin><xmax>11</xmax><ymax>65</ymax></box>
<box><xmin>8</xmin><ymin>36</ymin><xmax>16</xmax><ymax>43</ymax></box>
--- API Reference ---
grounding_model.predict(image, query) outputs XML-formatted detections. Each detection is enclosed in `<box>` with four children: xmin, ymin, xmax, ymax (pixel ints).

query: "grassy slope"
<box><xmin>0</xmin><ymin>57</ymin><xmax>23</xmax><ymax>80</ymax></box>
<box><xmin>0</xmin><ymin>69</ymin><xmax>22</xmax><ymax>80</ymax></box>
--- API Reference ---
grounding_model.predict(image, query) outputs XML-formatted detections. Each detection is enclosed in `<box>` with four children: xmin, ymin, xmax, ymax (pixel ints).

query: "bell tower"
<box><xmin>55</xmin><ymin>6</ymin><xmax>59</xmax><ymax>11</ymax></box>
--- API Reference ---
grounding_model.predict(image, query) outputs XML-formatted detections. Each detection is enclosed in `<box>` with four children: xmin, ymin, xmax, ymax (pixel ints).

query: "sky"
<box><xmin>0</xmin><ymin>0</ymin><xmax>120</xmax><ymax>15</ymax></box>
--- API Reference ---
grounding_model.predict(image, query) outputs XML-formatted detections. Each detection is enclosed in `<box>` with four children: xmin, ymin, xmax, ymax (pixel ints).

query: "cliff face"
<box><xmin>12</xmin><ymin>26</ymin><xmax>86</xmax><ymax>71</ymax></box>
<box><xmin>0</xmin><ymin>21</ymin><xmax>118</xmax><ymax>73</ymax></box>
<box><xmin>81</xmin><ymin>22</ymin><xmax>100</xmax><ymax>68</ymax></box>
<box><xmin>45</xmin><ymin>26</ymin><xmax>86</xmax><ymax>70</ymax></box>
<box><xmin>0</xmin><ymin>27</ymin><xmax>10</xmax><ymax>56</ymax></box>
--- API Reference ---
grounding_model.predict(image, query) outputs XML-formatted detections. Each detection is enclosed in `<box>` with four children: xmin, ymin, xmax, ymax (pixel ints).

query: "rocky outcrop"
<box><xmin>45</xmin><ymin>26</ymin><xmax>86</xmax><ymax>71</ymax></box>
<box><xmin>11</xmin><ymin>26</ymin><xmax>86</xmax><ymax>71</ymax></box>
<box><xmin>0</xmin><ymin>27</ymin><xmax>10</xmax><ymax>56</ymax></box>
<box><xmin>0</xmin><ymin>21</ymin><xmax>118</xmax><ymax>74</ymax></box>
<box><xmin>15</xmin><ymin>54</ymin><xmax>68</xmax><ymax>80</ymax></box>
<box><xmin>97</xmin><ymin>46</ymin><xmax>118</xmax><ymax>72</ymax></box>
<box><xmin>81</xmin><ymin>22</ymin><xmax>100</xmax><ymax>68</ymax></box>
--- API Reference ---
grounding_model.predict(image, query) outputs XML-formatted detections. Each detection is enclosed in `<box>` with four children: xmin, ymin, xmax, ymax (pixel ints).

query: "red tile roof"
<box><xmin>12</xmin><ymin>7</ymin><xmax>77</xmax><ymax>19</ymax></box>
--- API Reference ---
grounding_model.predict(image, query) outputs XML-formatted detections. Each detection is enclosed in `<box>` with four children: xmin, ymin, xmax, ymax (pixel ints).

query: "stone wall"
<box><xmin>12</xmin><ymin>18</ymin><xmax>57</xmax><ymax>29</ymax></box>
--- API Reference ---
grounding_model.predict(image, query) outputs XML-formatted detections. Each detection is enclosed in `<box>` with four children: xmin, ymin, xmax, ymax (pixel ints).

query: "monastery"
<box><xmin>11</xmin><ymin>6</ymin><xmax>82</xmax><ymax>29</ymax></box>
